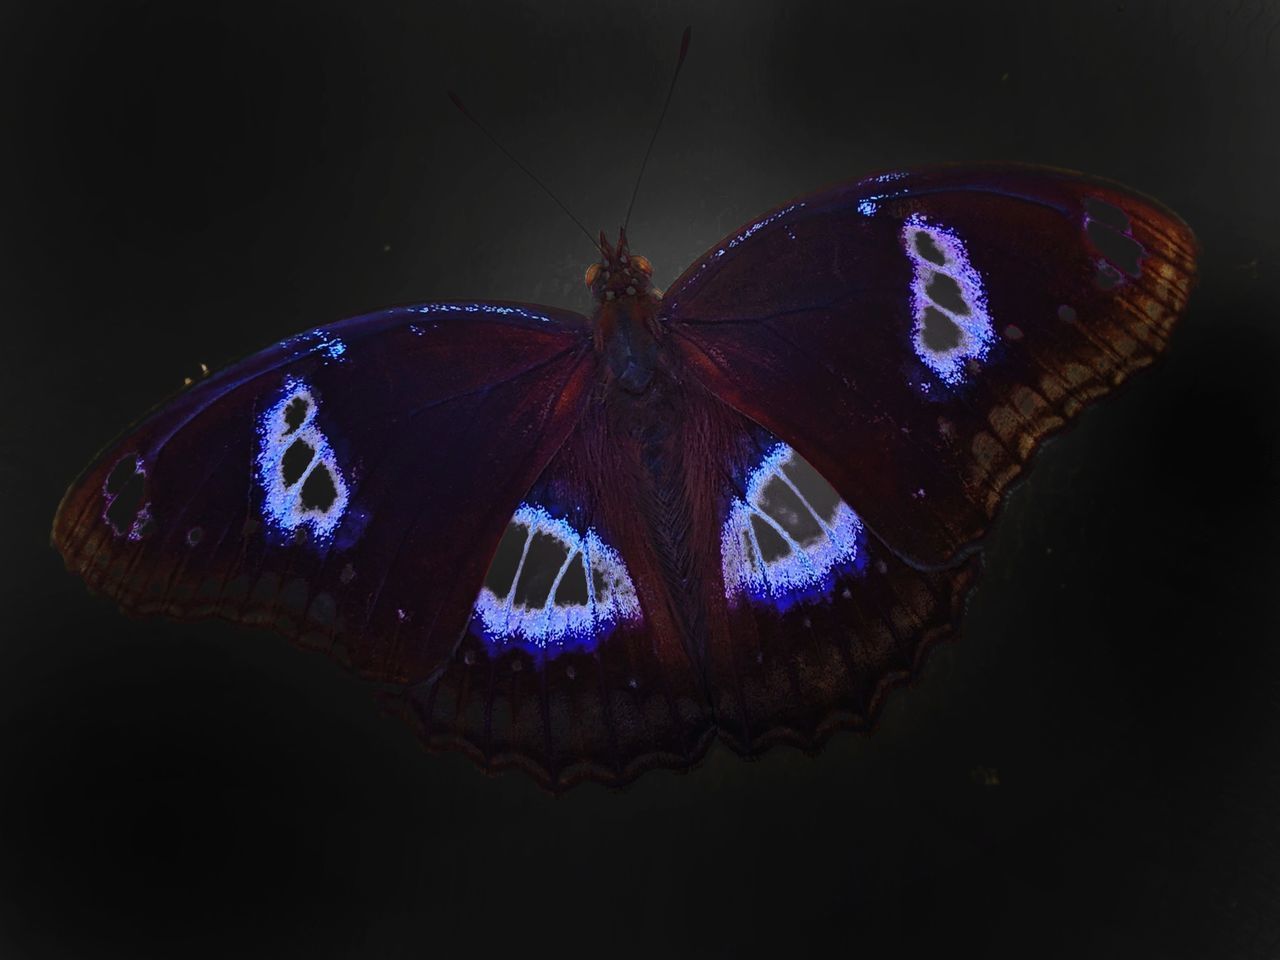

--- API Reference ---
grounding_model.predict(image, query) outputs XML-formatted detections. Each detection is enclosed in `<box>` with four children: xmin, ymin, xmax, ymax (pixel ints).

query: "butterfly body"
<box><xmin>589</xmin><ymin>229</ymin><xmax>667</xmax><ymax>395</ymax></box>
<box><xmin>53</xmin><ymin>163</ymin><xmax>1197</xmax><ymax>790</ymax></box>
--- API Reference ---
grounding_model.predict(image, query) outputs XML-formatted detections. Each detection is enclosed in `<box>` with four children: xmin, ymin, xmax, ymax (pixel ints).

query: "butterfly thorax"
<box><xmin>587</xmin><ymin>228</ymin><xmax>664</xmax><ymax>394</ymax></box>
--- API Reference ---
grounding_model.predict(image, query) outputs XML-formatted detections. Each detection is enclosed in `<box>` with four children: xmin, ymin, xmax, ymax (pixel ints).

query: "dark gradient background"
<box><xmin>3</xmin><ymin>1</ymin><xmax>1279</xmax><ymax>957</ymax></box>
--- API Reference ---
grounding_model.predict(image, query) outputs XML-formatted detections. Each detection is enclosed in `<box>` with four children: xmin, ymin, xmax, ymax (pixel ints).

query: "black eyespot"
<box><xmin>280</xmin><ymin>438</ymin><xmax>315</xmax><ymax>487</ymax></box>
<box><xmin>914</xmin><ymin>230</ymin><xmax>947</xmax><ymax>265</ymax></box>
<box><xmin>512</xmin><ymin>531</ymin><xmax>569</xmax><ymax>608</ymax></box>
<box><xmin>105</xmin><ymin>455</ymin><xmax>140</xmax><ymax>496</ymax></box>
<box><xmin>925</xmin><ymin>272</ymin><xmax>969</xmax><ymax>315</ymax></box>
<box><xmin>283</xmin><ymin>396</ymin><xmax>309</xmax><ymax>433</ymax></box>
<box><xmin>300</xmin><ymin>464</ymin><xmax>337</xmax><ymax>512</ymax></box>
<box><xmin>484</xmin><ymin>522</ymin><xmax>528</xmax><ymax>597</ymax></box>
<box><xmin>757</xmin><ymin>476</ymin><xmax>823</xmax><ymax>546</ymax></box>
<box><xmin>921</xmin><ymin>307</ymin><xmax>963</xmax><ymax>352</ymax></box>
<box><xmin>750</xmin><ymin>514</ymin><xmax>791</xmax><ymax>562</ymax></box>
<box><xmin>554</xmin><ymin>556</ymin><xmax>589</xmax><ymax>606</ymax></box>
<box><xmin>1084</xmin><ymin>196</ymin><xmax>1130</xmax><ymax>231</ymax></box>
<box><xmin>780</xmin><ymin>455</ymin><xmax>842</xmax><ymax>524</ymax></box>
<box><xmin>1086</xmin><ymin>220</ymin><xmax>1145</xmax><ymax>277</ymax></box>
<box><xmin>105</xmin><ymin>463</ymin><xmax>146</xmax><ymax>536</ymax></box>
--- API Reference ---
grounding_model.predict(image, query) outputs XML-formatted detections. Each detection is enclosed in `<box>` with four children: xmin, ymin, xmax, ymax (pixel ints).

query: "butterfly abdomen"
<box><xmin>598</xmin><ymin>361</ymin><xmax>709</xmax><ymax>667</ymax></box>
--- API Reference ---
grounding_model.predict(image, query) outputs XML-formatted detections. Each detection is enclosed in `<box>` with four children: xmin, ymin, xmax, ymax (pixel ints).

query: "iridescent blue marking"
<box><xmin>101</xmin><ymin>455</ymin><xmax>152</xmax><ymax>540</ymax></box>
<box><xmin>473</xmin><ymin>503</ymin><xmax>641</xmax><ymax>656</ymax></box>
<box><xmin>689</xmin><ymin>204</ymin><xmax>806</xmax><ymax>282</ymax></box>
<box><xmin>256</xmin><ymin>378</ymin><xmax>349</xmax><ymax>541</ymax></box>
<box><xmin>901</xmin><ymin>213</ymin><xmax>995</xmax><ymax>386</ymax></box>
<box><xmin>720</xmin><ymin>444</ymin><xmax>867</xmax><ymax>612</ymax></box>
<box><xmin>127</xmin><ymin>503</ymin><xmax>153</xmax><ymax>542</ymax></box>
<box><xmin>855</xmin><ymin>173</ymin><xmax>909</xmax><ymax>217</ymax></box>
<box><xmin>409</xmin><ymin>303</ymin><xmax>554</xmax><ymax>323</ymax></box>
<box><xmin>279</xmin><ymin>329</ymin><xmax>349</xmax><ymax>364</ymax></box>
<box><xmin>727</xmin><ymin>202</ymin><xmax>804</xmax><ymax>250</ymax></box>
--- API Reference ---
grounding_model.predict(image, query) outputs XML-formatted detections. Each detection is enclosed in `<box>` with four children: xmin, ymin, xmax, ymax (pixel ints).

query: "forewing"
<box><xmin>664</xmin><ymin>163</ymin><xmax>1197</xmax><ymax>566</ymax></box>
<box><xmin>53</xmin><ymin>302</ymin><xmax>594</xmax><ymax>684</ymax></box>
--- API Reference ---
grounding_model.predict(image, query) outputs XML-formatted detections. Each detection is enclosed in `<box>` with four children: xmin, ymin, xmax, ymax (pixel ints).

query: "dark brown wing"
<box><xmin>382</xmin><ymin>369</ymin><xmax>980</xmax><ymax>785</ymax></box>
<box><xmin>657</xmin><ymin>164</ymin><xmax>1195</xmax><ymax>753</ymax></box>
<box><xmin>53</xmin><ymin>302</ymin><xmax>595</xmax><ymax>685</ymax></box>
<box><xmin>690</xmin><ymin>418</ymin><xmax>981</xmax><ymax>755</ymax></box>
<box><xmin>381</xmin><ymin>386</ymin><xmax>716</xmax><ymax>791</ymax></box>
<box><xmin>663</xmin><ymin>163</ymin><xmax>1197</xmax><ymax>567</ymax></box>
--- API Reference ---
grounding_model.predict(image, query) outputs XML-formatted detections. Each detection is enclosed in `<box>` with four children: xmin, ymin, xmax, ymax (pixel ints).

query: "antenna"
<box><xmin>622</xmin><ymin>27</ymin><xmax>692</xmax><ymax>234</ymax></box>
<box><xmin>447</xmin><ymin>91</ymin><xmax>604</xmax><ymax>257</ymax></box>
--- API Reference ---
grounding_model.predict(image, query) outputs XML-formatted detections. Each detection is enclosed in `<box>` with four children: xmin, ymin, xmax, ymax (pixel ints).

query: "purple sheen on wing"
<box><xmin>727</xmin><ymin>203</ymin><xmax>805</xmax><ymax>250</ymax></box>
<box><xmin>127</xmin><ymin>503</ymin><xmax>154</xmax><ymax>542</ymax></box>
<box><xmin>901</xmin><ymin>213</ymin><xmax>995</xmax><ymax>386</ymax></box>
<box><xmin>856</xmin><ymin>173</ymin><xmax>911</xmax><ymax>216</ymax></box>
<box><xmin>409</xmin><ymin>303</ymin><xmax>556</xmax><ymax>323</ymax></box>
<box><xmin>720</xmin><ymin>443</ymin><xmax>867</xmax><ymax>612</ymax></box>
<box><xmin>280</xmin><ymin>329</ymin><xmax>350</xmax><ymax>364</ymax></box>
<box><xmin>472</xmin><ymin>502</ymin><xmax>641</xmax><ymax>656</ymax></box>
<box><xmin>101</xmin><ymin>454</ymin><xmax>148</xmax><ymax>537</ymax></box>
<box><xmin>255</xmin><ymin>378</ymin><xmax>350</xmax><ymax>541</ymax></box>
<box><xmin>691</xmin><ymin>204</ymin><xmax>807</xmax><ymax>281</ymax></box>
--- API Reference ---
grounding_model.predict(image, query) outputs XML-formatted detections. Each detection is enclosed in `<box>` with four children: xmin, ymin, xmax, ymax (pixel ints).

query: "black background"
<box><xmin>3</xmin><ymin>1</ymin><xmax>1279</xmax><ymax>957</ymax></box>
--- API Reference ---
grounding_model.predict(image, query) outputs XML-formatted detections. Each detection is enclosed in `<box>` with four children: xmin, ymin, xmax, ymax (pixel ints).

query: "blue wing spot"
<box><xmin>727</xmin><ymin>203</ymin><xmax>805</xmax><ymax>250</ymax></box>
<box><xmin>721</xmin><ymin>444</ymin><xmax>867</xmax><ymax>611</ymax></box>
<box><xmin>901</xmin><ymin>213</ymin><xmax>995</xmax><ymax>387</ymax></box>
<box><xmin>281</xmin><ymin>330</ymin><xmax>349</xmax><ymax>364</ymax></box>
<box><xmin>472</xmin><ymin>503</ymin><xmax>641</xmax><ymax>656</ymax></box>
<box><xmin>410</xmin><ymin>303</ymin><xmax>557</xmax><ymax>323</ymax></box>
<box><xmin>102</xmin><ymin>454</ymin><xmax>153</xmax><ymax>540</ymax></box>
<box><xmin>256</xmin><ymin>379</ymin><xmax>349</xmax><ymax>542</ymax></box>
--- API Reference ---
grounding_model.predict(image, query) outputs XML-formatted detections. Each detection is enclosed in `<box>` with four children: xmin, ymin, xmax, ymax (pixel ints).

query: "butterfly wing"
<box><xmin>53</xmin><ymin>302</ymin><xmax>595</xmax><ymax>684</ymax></box>
<box><xmin>697</xmin><ymin>418</ymin><xmax>982</xmax><ymax>755</ymax></box>
<box><xmin>381</xmin><ymin>387</ymin><xmax>717</xmax><ymax>790</ymax></box>
<box><xmin>663</xmin><ymin>163</ymin><xmax>1197</xmax><ymax>567</ymax></box>
<box><xmin>659</xmin><ymin>163</ymin><xmax>1196</xmax><ymax>752</ymax></box>
<box><xmin>384</xmin><ymin>368</ymin><xmax>984</xmax><ymax>777</ymax></box>
<box><xmin>53</xmin><ymin>163</ymin><xmax>1201</xmax><ymax>785</ymax></box>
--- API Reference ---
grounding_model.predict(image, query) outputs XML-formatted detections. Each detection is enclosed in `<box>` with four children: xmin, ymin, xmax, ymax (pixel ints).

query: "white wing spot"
<box><xmin>720</xmin><ymin>444</ymin><xmax>865</xmax><ymax>609</ymax></box>
<box><xmin>473</xmin><ymin>503</ymin><xmax>641</xmax><ymax>651</ymax></box>
<box><xmin>256</xmin><ymin>379</ymin><xmax>349</xmax><ymax>541</ymax></box>
<box><xmin>901</xmin><ymin>214</ymin><xmax>995</xmax><ymax>386</ymax></box>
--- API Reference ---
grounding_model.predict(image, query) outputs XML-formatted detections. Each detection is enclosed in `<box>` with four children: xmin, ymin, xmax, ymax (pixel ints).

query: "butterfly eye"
<box><xmin>584</xmin><ymin>263</ymin><xmax>601</xmax><ymax>286</ymax></box>
<box><xmin>629</xmin><ymin>255</ymin><xmax>653</xmax><ymax>277</ymax></box>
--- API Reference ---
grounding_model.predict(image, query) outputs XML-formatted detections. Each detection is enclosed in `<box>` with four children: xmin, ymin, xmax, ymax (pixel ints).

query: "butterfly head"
<box><xmin>585</xmin><ymin>228</ymin><xmax>656</xmax><ymax>303</ymax></box>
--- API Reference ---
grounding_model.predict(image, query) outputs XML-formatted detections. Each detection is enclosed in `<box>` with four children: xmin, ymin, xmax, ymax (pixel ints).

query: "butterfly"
<box><xmin>51</xmin><ymin>154</ymin><xmax>1197</xmax><ymax>791</ymax></box>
